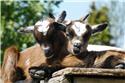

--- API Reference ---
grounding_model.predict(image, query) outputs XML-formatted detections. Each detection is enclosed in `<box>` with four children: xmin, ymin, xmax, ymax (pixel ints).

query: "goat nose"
<box><xmin>44</xmin><ymin>49</ymin><xmax>50</xmax><ymax>55</ymax></box>
<box><xmin>73</xmin><ymin>43</ymin><xmax>81</xmax><ymax>48</ymax></box>
<box><xmin>43</xmin><ymin>47</ymin><xmax>50</xmax><ymax>54</ymax></box>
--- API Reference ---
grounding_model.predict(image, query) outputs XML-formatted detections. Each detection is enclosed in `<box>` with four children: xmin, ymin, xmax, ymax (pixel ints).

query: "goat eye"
<box><xmin>66</xmin><ymin>33</ymin><xmax>70</xmax><ymax>36</ymax></box>
<box><xmin>66</xmin><ymin>32</ymin><xmax>74</xmax><ymax>39</ymax></box>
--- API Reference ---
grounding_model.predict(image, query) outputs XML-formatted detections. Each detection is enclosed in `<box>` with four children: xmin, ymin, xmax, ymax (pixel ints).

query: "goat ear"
<box><xmin>53</xmin><ymin>22</ymin><xmax>66</xmax><ymax>32</ymax></box>
<box><xmin>17</xmin><ymin>26</ymin><xmax>34</xmax><ymax>33</ymax></box>
<box><xmin>91</xmin><ymin>23</ymin><xmax>108</xmax><ymax>34</ymax></box>
<box><xmin>57</xmin><ymin>10</ymin><xmax>66</xmax><ymax>23</ymax></box>
<box><xmin>80</xmin><ymin>13</ymin><xmax>90</xmax><ymax>22</ymax></box>
<box><xmin>48</xmin><ymin>13</ymin><xmax>55</xmax><ymax>19</ymax></box>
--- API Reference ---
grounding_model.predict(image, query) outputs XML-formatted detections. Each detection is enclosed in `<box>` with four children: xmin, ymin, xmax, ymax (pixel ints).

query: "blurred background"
<box><xmin>1</xmin><ymin>0</ymin><xmax>125</xmax><ymax>64</ymax></box>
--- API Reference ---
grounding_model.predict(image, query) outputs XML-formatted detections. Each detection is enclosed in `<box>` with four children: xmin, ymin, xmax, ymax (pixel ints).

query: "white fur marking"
<box><xmin>42</xmin><ymin>46</ymin><xmax>50</xmax><ymax>51</ymax></box>
<box><xmin>72</xmin><ymin>22</ymin><xmax>87</xmax><ymax>36</ymax></box>
<box><xmin>35</xmin><ymin>20</ymin><xmax>50</xmax><ymax>35</ymax></box>
<box><xmin>25</xmin><ymin>58</ymin><xmax>30</xmax><ymax>66</ymax></box>
<box><xmin>74</xmin><ymin>40</ymin><xmax>81</xmax><ymax>44</ymax></box>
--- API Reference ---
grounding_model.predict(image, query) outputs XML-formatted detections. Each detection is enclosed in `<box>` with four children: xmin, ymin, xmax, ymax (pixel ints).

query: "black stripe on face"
<box><xmin>66</xmin><ymin>27</ymin><xmax>76</xmax><ymax>40</ymax></box>
<box><xmin>82</xmin><ymin>25</ymin><xmax>92</xmax><ymax>42</ymax></box>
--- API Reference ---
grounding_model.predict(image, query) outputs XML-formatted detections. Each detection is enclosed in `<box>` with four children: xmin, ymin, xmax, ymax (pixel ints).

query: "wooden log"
<box><xmin>52</xmin><ymin>67</ymin><xmax>125</xmax><ymax>78</ymax></box>
<box><xmin>14</xmin><ymin>67</ymin><xmax>124</xmax><ymax>83</ymax></box>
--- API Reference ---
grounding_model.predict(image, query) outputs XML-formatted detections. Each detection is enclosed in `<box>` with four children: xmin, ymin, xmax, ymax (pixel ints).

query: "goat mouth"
<box><xmin>45</xmin><ymin>52</ymin><xmax>54</xmax><ymax>59</ymax></box>
<box><xmin>73</xmin><ymin>47</ymin><xmax>81</xmax><ymax>55</ymax></box>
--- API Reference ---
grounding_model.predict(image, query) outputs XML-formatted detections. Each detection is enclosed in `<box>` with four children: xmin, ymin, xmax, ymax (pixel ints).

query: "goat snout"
<box><xmin>73</xmin><ymin>43</ymin><xmax>82</xmax><ymax>48</ymax></box>
<box><xmin>73</xmin><ymin>42</ymin><xmax>82</xmax><ymax>55</ymax></box>
<box><xmin>43</xmin><ymin>46</ymin><xmax>50</xmax><ymax>54</ymax></box>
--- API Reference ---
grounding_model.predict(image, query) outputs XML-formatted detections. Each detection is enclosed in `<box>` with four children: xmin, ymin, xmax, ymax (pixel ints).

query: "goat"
<box><xmin>2</xmin><ymin>11</ymin><xmax>67</xmax><ymax>83</ymax></box>
<box><xmin>61</xmin><ymin>14</ymin><xmax>125</xmax><ymax>68</ymax></box>
<box><xmin>26</xmin><ymin>14</ymin><xmax>125</xmax><ymax>81</ymax></box>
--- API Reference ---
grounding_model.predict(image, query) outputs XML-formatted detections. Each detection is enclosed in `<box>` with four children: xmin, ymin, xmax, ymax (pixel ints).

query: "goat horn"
<box><xmin>57</xmin><ymin>10</ymin><xmax>66</xmax><ymax>23</ymax></box>
<box><xmin>80</xmin><ymin>13</ymin><xmax>90</xmax><ymax>22</ymax></box>
<box><xmin>48</xmin><ymin>12</ymin><xmax>55</xmax><ymax>19</ymax></box>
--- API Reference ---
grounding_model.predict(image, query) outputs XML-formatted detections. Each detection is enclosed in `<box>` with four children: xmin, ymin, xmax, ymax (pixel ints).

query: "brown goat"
<box><xmin>61</xmin><ymin>15</ymin><xmax>125</xmax><ymax>69</ymax></box>
<box><xmin>2</xmin><ymin>12</ymin><xmax>125</xmax><ymax>83</ymax></box>
<box><xmin>26</xmin><ymin>14</ymin><xmax>125</xmax><ymax>81</ymax></box>
<box><xmin>1</xmin><ymin>11</ymin><xmax>67</xmax><ymax>83</ymax></box>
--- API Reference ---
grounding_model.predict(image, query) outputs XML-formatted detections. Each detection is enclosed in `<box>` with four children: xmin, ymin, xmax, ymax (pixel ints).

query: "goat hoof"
<box><xmin>115</xmin><ymin>63</ymin><xmax>125</xmax><ymax>69</ymax></box>
<box><xmin>29</xmin><ymin>67</ymin><xmax>45</xmax><ymax>80</ymax></box>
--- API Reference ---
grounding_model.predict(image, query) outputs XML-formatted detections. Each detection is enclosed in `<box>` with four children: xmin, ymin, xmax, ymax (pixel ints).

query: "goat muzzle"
<box><xmin>73</xmin><ymin>47</ymin><xmax>81</xmax><ymax>55</ymax></box>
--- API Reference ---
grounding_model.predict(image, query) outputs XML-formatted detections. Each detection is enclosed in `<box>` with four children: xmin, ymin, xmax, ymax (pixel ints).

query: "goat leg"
<box><xmin>29</xmin><ymin>65</ymin><xmax>64</xmax><ymax>80</ymax></box>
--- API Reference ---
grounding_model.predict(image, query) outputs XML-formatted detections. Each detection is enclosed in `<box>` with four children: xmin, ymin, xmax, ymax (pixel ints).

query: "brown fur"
<box><xmin>17</xmin><ymin>44</ymin><xmax>46</xmax><ymax>79</ymax></box>
<box><xmin>93</xmin><ymin>50</ymin><xmax>125</xmax><ymax>68</ymax></box>
<box><xmin>1</xmin><ymin>44</ymin><xmax>47</xmax><ymax>83</ymax></box>
<box><xmin>60</xmin><ymin>50</ymin><xmax>125</xmax><ymax>68</ymax></box>
<box><xmin>2</xmin><ymin>46</ymin><xmax>19</xmax><ymax>83</ymax></box>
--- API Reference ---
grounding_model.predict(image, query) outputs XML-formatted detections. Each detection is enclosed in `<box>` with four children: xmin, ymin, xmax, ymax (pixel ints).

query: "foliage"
<box><xmin>88</xmin><ymin>2</ymin><xmax>112</xmax><ymax>45</ymax></box>
<box><xmin>1</xmin><ymin>0</ymin><xmax>62</xmax><ymax>64</ymax></box>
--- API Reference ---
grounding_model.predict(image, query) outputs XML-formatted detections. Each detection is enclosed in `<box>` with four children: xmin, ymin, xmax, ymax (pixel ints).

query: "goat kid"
<box><xmin>2</xmin><ymin>11</ymin><xmax>67</xmax><ymax>83</ymax></box>
<box><xmin>27</xmin><ymin>11</ymin><xmax>69</xmax><ymax>80</ymax></box>
<box><xmin>61</xmin><ymin>15</ymin><xmax>125</xmax><ymax>69</ymax></box>
<box><xmin>27</xmin><ymin>14</ymin><xmax>125</xmax><ymax>81</ymax></box>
